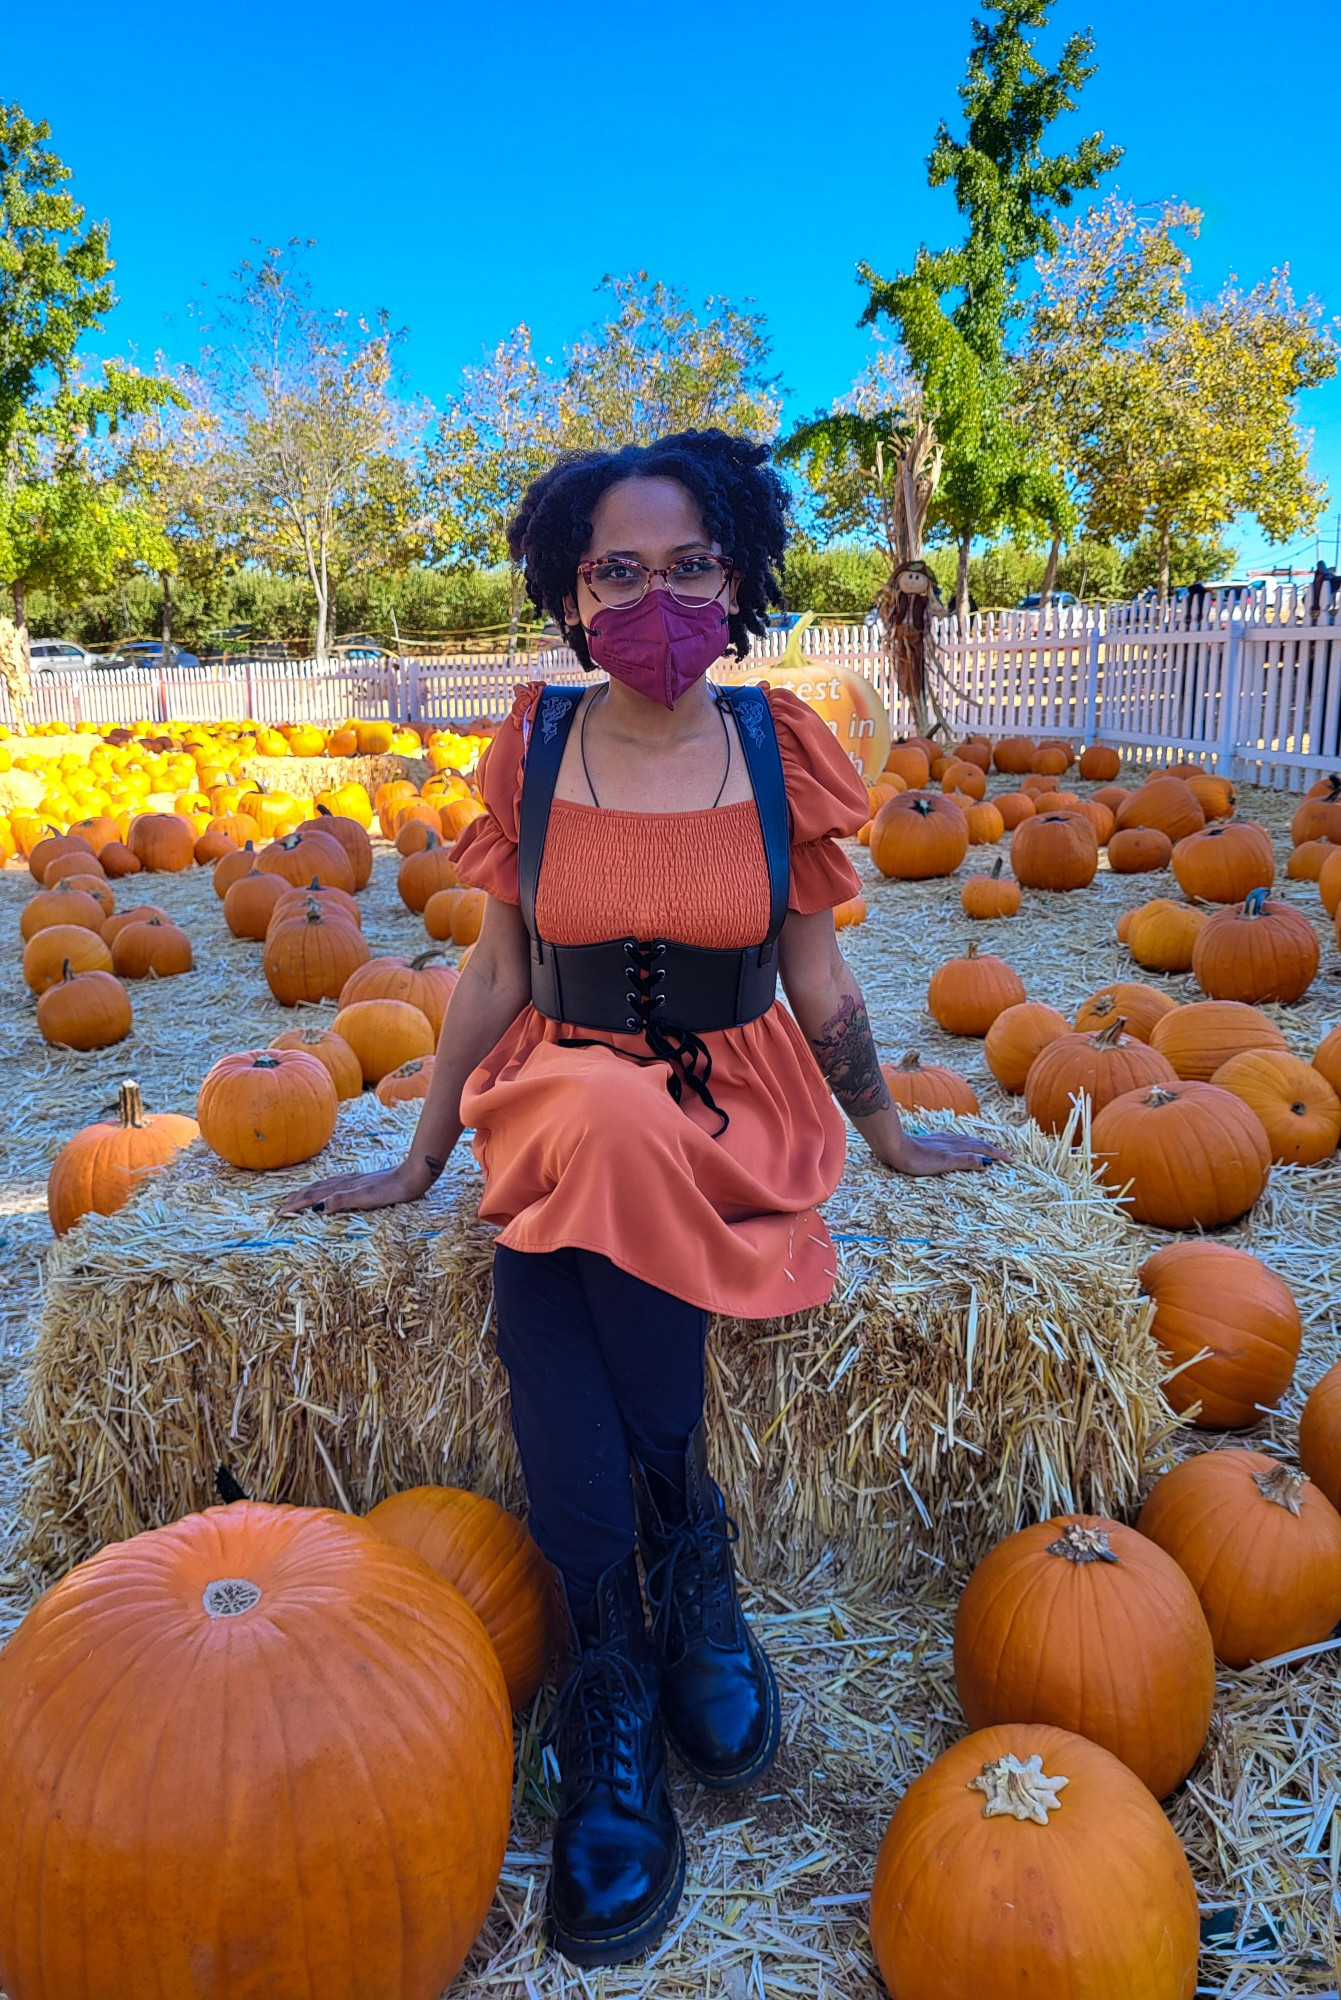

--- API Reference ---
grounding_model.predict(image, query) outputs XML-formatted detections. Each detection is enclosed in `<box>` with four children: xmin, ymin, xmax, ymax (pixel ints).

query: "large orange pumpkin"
<box><xmin>1078</xmin><ymin>743</ymin><xmax>1122</xmax><ymax>782</ymax></box>
<box><xmin>953</xmin><ymin>1516</ymin><xmax>1214</xmax><ymax>1799</ymax></box>
<box><xmin>983</xmin><ymin>1001</ymin><xmax>1071</xmax><ymax>1094</ymax></box>
<box><xmin>1124</xmin><ymin>897</ymin><xmax>1207</xmax><ymax>973</ymax></box>
<box><xmin>366</xmin><ymin>1486</ymin><xmax>562</xmax><ymax>1709</ymax></box>
<box><xmin>1023</xmin><ymin>1018</ymin><xmax>1176</xmax><ymax>1136</ymax></box>
<box><xmin>35</xmin><ymin>964</ymin><xmax>133</xmax><ymax>1051</ymax></box>
<box><xmin>1210</xmin><ymin>1047</ymin><xmax>1341</xmax><ymax>1165</ymax></box>
<box><xmin>128</xmin><ymin>811</ymin><xmax>196</xmax><ymax>872</ymax></box>
<box><xmin>0</xmin><ymin>1503</ymin><xmax>512</xmax><ymax>2000</ymax></box>
<box><xmin>339</xmin><ymin>952</ymin><xmax>459</xmax><ymax>1039</ymax></box>
<box><xmin>299</xmin><ymin>807</ymin><xmax>373</xmax><ymax>889</ymax></box>
<box><xmin>47</xmin><ymin>1078</ymin><xmax>198</xmax><ymax>1235</ymax></box>
<box><xmin>1073</xmin><ymin>982</ymin><xmax>1179</xmax><ymax>1045</ymax></box>
<box><xmin>263</xmin><ymin>902</ymin><xmax>372</xmax><ymax>1007</ymax></box>
<box><xmin>1138</xmin><ymin>1450</ymin><xmax>1341</xmax><ymax>1669</ymax></box>
<box><xmin>868</xmin><ymin>1724</ymin><xmax>1199</xmax><ymax>2000</ymax></box>
<box><xmin>960</xmin><ymin>855</ymin><xmax>1020</xmax><ymax>918</ymax></box>
<box><xmin>1106</xmin><ymin>826</ymin><xmax>1173</xmax><ymax>874</ymax></box>
<box><xmin>270</xmin><ymin>1026</ymin><xmax>364</xmax><ymax>1101</ymax></box>
<box><xmin>1090</xmin><ymin>1080</ymin><xmax>1270</xmax><ymax>1229</ymax></box>
<box><xmin>197</xmin><ymin>1048</ymin><xmax>338</xmax><ymax>1170</ymax></box>
<box><xmin>1113</xmin><ymin>777</ymin><xmax>1206</xmax><ymax>843</ymax></box>
<box><xmin>927</xmin><ymin>941</ymin><xmax>1026</xmax><ymax>1037</ymax></box>
<box><xmin>224</xmin><ymin>869</ymin><xmax>291</xmax><ymax>941</ymax></box>
<box><xmin>879</xmin><ymin>1052</ymin><xmax>980</xmax><ymax>1115</ymax></box>
<box><xmin>1149</xmin><ymin>998</ymin><xmax>1288</xmax><ymax>1082</ymax></box>
<box><xmin>1315</xmin><ymin>1024</ymin><xmax>1341</xmax><ymax>1099</ymax></box>
<box><xmin>1139</xmin><ymin>1240</ymin><xmax>1302</xmax><ymax>1429</ymax></box>
<box><xmin>1298</xmin><ymin>1363</ymin><xmax>1341</xmax><ymax>1513</ymax></box>
<box><xmin>869</xmin><ymin>793</ymin><xmax>969</xmax><ymax>879</ymax></box>
<box><xmin>1008</xmin><ymin>811</ymin><xmax>1099</xmax><ymax>891</ymax></box>
<box><xmin>331</xmin><ymin>999</ymin><xmax>437</xmax><ymax>1084</ymax></box>
<box><xmin>20</xmin><ymin>882</ymin><xmax>107</xmax><ymax>942</ymax></box>
<box><xmin>1290</xmin><ymin>774</ymin><xmax>1341</xmax><ymax>846</ymax></box>
<box><xmin>110</xmin><ymin>917</ymin><xmax>194</xmax><ymax>981</ymax></box>
<box><xmin>268</xmin><ymin>876</ymin><xmax>363</xmax><ymax>933</ymax></box>
<box><xmin>257</xmin><ymin>830</ymin><xmax>356</xmax><ymax>894</ymax></box>
<box><xmin>1171</xmin><ymin>822</ymin><xmax>1274</xmax><ymax>904</ymax></box>
<box><xmin>23</xmin><ymin>923</ymin><xmax>113</xmax><ymax>994</ymax></box>
<box><xmin>1191</xmin><ymin>889</ymin><xmax>1320</xmax><ymax>1005</ymax></box>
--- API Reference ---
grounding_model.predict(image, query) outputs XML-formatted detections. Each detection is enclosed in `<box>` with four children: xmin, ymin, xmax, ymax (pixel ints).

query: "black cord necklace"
<box><xmin>579</xmin><ymin>684</ymin><xmax>732</xmax><ymax>809</ymax></box>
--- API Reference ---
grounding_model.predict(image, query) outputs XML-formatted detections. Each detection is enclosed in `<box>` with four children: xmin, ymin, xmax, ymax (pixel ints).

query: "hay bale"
<box><xmin>18</xmin><ymin>1096</ymin><xmax>1171</xmax><ymax>1587</ymax></box>
<box><xmin>234</xmin><ymin>752</ymin><xmax>430</xmax><ymax>802</ymax></box>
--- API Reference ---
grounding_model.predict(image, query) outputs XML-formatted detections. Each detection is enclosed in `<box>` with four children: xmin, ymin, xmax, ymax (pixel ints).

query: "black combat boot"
<box><xmin>544</xmin><ymin>1551</ymin><xmax>685</xmax><ymax>1967</ymax></box>
<box><xmin>634</xmin><ymin>1422</ymin><xmax>781</xmax><ymax>1790</ymax></box>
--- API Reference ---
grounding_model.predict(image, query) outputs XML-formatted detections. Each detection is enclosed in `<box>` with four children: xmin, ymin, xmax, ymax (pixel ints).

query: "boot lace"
<box><xmin>643</xmin><ymin>1508</ymin><xmax>743</xmax><ymax>1657</ymax></box>
<box><xmin>542</xmin><ymin>1637</ymin><xmax>653</xmax><ymax>1797</ymax></box>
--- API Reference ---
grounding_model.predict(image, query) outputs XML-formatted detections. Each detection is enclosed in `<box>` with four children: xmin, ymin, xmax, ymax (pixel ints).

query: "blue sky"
<box><xmin>9</xmin><ymin>0</ymin><xmax>1339</xmax><ymax>574</ymax></box>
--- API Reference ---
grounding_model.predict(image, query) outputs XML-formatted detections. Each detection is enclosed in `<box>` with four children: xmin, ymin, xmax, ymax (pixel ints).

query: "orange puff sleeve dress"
<box><xmin>449</xmin><ymin>682</ymin><xmax>870</xmax><ymax>1318</ymax></box>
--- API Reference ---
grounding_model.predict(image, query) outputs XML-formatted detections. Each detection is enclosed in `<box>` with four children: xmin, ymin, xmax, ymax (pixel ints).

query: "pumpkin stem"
<box><xmin>964</xmin><ymin>941</ymin><xmax>980</xmax><ymax>961</ymax></box>
<box><xmin>60</xmin><ymin>957</ymin><xmax>74</xmax><ymax>983</ymax></box>
<box><xmin>302</xmin><ymin>902</ymin><xmax>324</xmax><ymax>923</ymax></box>
<box><xmin>411</xmin><ymin>949</ymin><xmax>447</xmax><ymax>970</ymax></box>
<box><xmin>1242</xmin><ymin>887</ymin><xmax>1269</xmax><ymax>919</ymax></box>
<box><xmin>989</xmin><ymin>857</ymin><xmax>1004</xmax><ymax>879</ymax></box>
<box><xmin>895</xmin><ymin>1052</ymin><xmax>923</xmax><ymax>1071</ymax></box>
<box><xmin>1093</xmin><ymin>1016</ymin><xmax>1128</xmax><ymax>1049</ymax></box>
<box><xmin>253</xmin><ymin>1054</ymin><xmax>281</xmax><ymax>1069</ymax></box>
<box><xmin>968</xmin><ymin>1753</ymin><xmax>1069</xmax><ymax>1825</ymax></box>
<box><xmin>214</xmin><ymin>1464</ymin><xmax>250</xmax><ymax>1503</ymax></box>
<box><xmin>1046</xmin><ymin>1522</ymin><xmax>1120</xmax><ymax>1565</ymax></box>
<box><xmin>1144</xmin><ymin>1086</ymin><xmax>1180</xmax><ymax>1106</ymax></box>
<box><xmin>1090</xmin><ymin>994</ymin><xmax>1118</xmax><ymax>1020</ymax></box>
<box><xmin>118</xmin><ymin>1079</ymin><xmax>146</xmax><ymax>1129</ymax></box>
<box><xmin>202</xmin><ymin>1578</ymin><xmax>262</xmax><ymax>1618</ymax></box>
<box><xmin>1253</xmin><ymin>1462</ymin><xmax>1306</xmax><ymax>1514</ymax></box>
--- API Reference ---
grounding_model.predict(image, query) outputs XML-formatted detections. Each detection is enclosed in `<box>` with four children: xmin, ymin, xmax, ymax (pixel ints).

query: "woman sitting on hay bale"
<box><xmin>282</xmin><ymin>430</ymin><xmax>1007</xmax><ymax>1967</ymax></box>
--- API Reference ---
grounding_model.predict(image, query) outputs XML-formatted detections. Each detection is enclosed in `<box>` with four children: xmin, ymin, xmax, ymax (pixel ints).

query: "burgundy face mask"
<box><xmin>586</xmin><ymin>591</ymin><xmax>730</xmax><ymax>709</ymax></box>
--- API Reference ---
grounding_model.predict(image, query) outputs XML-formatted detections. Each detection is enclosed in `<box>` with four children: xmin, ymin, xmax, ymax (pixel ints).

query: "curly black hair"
<box><xmin>507</xmin><ymin>429</ymin><xmax>791</xmax><ymax>669</ymax></box>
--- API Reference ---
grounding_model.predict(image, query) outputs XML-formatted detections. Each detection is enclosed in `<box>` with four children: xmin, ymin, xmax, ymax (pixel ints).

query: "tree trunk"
<box><xmin>160</xmin><ymin>571</ymin><xmax>173</xmax><ymax>650</ymax></box>
<box><xmin>1157</xmin><ymin>520</ymin><xmax>1173</xmax><ymax>607</ymax></box>
<box><xmin>955</xmin><ymin>532</ymin><xmax>973</xmax><ymax>625</ymax></box>
<box><xmin>11</xmin><ymin>582</ymin><xmax>25</xmax><ymax>628</ymax></box>
<box><xmin>507</xmin><ymin>565</ymin><xmax>525</xmax><ymax>667</ymax></box>
<box><xmin>1039</xmin><ymin>534</ymin><xmax>1061</xmax><ymax>609</ymax></box>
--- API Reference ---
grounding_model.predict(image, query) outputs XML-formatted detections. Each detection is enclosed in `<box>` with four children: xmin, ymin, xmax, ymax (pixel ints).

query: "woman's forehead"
<box><xmin>586</xmin><ymin>476</ymin><xmax>715</xmax><ymax>555</ymax></box>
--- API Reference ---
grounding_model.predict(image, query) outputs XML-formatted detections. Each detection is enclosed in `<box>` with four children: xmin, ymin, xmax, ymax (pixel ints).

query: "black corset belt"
<box><xmin>529</xmin><ymin>933</ymin><xmax>781</xmax><ymax>1136</ymax></box>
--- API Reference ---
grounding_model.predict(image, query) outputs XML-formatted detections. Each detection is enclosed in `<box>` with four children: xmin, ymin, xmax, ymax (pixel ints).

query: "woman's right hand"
<box><xmin>276</xmin><ymin>1156</ymin><xmax>438</xmax><ymax>1218</ymax></box>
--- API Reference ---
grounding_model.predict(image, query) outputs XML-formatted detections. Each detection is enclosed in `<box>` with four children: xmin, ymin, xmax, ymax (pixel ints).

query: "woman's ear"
<box><xmin>562</xmin><ymin>591</ymin><xmax>581</xmax><ymax>630</ymax></box>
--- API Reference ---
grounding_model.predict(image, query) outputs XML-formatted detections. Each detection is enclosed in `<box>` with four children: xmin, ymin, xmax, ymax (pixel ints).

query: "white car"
<box><xmin>29</xmin><ymin>639</ymin><xmax>111</xmax><ymax>671</ymax></box>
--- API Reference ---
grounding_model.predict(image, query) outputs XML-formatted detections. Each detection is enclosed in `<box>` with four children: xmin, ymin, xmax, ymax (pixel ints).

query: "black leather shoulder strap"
<box><xmin>517</xmin><ymin>684</ymin><xmax>584</xmax><ymax>939</ymax></box>
<box><xmin>716</xmin><ymin>683</ymin><xmax>790</xmax><ymax>950</ymax></box>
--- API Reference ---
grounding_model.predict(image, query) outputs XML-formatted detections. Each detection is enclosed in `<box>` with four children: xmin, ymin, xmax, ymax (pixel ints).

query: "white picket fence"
<box><xmin>8</xmin><ymin>600</ymin><xmax>1341</xmax><ymax>792</ymax></box>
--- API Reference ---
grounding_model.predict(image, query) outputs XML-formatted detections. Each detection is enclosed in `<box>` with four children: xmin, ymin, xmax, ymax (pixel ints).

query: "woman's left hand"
<box><xmin>873</xmin><ymin>1129</ymin><xmax>1014</xmax><ymax>1177</ymax></box>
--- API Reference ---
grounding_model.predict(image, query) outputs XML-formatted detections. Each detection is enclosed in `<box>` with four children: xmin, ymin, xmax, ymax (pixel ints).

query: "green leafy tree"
<box><xmin>858</xmin><ymin>0</ymin><xmax>1120</xmax><ymax>617</ymax></box>
<box><xmin>428</xmin><ymin>274</ymin><xmax>782</xmax><ymax>652</ymax></box>
<box><xmin>114</xmin><ymin>366</ymin><xmax>239</xmax><ymax>647</ymax></box>
<box><xmin>0</xmin><ymin>103</ymin><xmax>179</xmax><ymax>639</ymax></box>
<box><xmin>198</xmin><ymin>243</ymin><xmax>429</xmax><ymax>657</ymax></box>
<box><xmin>1026</xmin><ymin>196</ymin><xmax>1337</xmax><ymax>599</ymax></box>
<box><xmin>781</xmin><ymin>544</ymin><xmax>888</xmax><ymax>616</ymax></box>
<box><xmin>557</xmin><ymin>273</ymin><xmax>782</xmax><ymax>450</ymax></box>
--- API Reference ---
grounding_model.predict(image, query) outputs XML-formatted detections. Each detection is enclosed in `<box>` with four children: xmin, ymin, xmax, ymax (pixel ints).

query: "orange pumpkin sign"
<box><xmin>716</xmin><ymin>614</ymin><xmax>891</xmax><ymax>779</ymax></box>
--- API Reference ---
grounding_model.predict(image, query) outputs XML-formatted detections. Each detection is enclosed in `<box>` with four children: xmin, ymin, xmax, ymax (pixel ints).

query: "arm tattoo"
<box><xmin>808</xmin><ymin>994</ymin><xmax>892</xmax><ymax>1119</ymax></box>
<box><xmin>423</xmin><ymin>1154</ymin><xmax>448</xmax><ymax>1183</ymax></box>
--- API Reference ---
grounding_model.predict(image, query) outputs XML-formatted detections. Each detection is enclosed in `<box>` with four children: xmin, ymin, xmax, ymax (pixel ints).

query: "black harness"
<box><xmin>517</xmin><ymin>683</ymin><xmax>791</xmax><ymax>1134</ymax></box>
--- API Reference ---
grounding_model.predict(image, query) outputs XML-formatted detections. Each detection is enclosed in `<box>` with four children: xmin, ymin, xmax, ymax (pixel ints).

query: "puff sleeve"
<box><xmin>447</xmin><ymin>680</ymin><xmax>542</xmax><ymax>904</ymax></box>
<box><xmin>765</xmin><ymin>687</ymin><xmax>870</xmax><ymax>913</ymax></box>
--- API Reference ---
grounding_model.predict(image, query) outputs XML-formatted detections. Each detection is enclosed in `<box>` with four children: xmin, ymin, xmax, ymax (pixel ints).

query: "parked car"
<box><xmin>1016</xmin><ymin>592</ymin><xmax>1079</xmax><ymax>610</ymax></box>
<box><xmin>29</xmin><ymin>638</ymin><xmax>111</xmax><ymax>670</ymax></box>
<box><xmin>331</xmin><ymin>635</ymin><xmax>395</xmax><ymax>661</ymax></box>
<box><xmin>119</xmin><ymin>639</ymin><xmax>203</xmax><ymax>670</ymax></box>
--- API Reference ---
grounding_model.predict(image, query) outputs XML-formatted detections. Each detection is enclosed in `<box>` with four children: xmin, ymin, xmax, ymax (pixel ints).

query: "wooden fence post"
<box><xmin>1082</xmin><ymin>615</ymin><xmax>1102</xmax><ymax>742</ymax></box>
<box><xmin>1216</xmin><ymin>615</ymin><xmax>1245</xmax><ymax>780</ymax></box>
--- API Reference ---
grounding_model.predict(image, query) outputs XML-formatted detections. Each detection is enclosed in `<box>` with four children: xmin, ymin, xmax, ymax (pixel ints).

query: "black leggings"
<box><xmin>492</xmin><ymin>1244</ymin><xmax>708</xmax><ymax>1610</ymax></box>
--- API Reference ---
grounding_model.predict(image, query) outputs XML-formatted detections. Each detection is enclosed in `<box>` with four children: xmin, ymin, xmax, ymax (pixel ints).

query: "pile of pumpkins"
<box><xmin>0</xmin><ymin>712</ymin><xmax>490</xmax><ymax>858</ymax></box>
<box><xmin>35</xmin><ymin>784</ymin><xmax>496</xmax><ymax>1228</ymax></box>
<box><xmin>900</xmin><ymin>943</ymin><xmax>1341</xmax><ymax>1229</ymax></box>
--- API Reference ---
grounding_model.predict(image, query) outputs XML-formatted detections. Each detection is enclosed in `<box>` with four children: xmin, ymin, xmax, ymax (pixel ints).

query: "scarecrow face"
<box><xmin>895</xmin><ymin>565</ymin><xmax>932</xmax><ymax>596</ymax></box>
